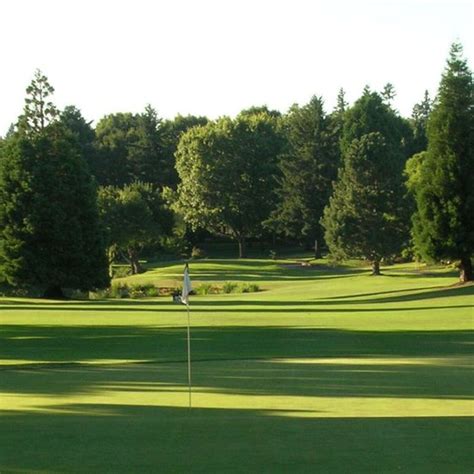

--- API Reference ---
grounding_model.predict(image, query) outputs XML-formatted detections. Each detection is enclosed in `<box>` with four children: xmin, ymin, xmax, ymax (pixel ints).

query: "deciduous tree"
<box><xmin>173</xmin><ymin>112</ymin><xmax>284</xmax><ymax>257</ymax></box>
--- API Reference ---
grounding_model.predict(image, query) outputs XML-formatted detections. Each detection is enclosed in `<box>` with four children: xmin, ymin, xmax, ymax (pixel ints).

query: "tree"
<box><xmin>93</xmin><ymin>107</ymin><xmax>168</xmax><ymax>187</ymax></box>
<box><xmin>173</xmin><ymin>112</ymin><xmax>284</xmax><ymax>257</ymax></box>
<box><xmin>98</xmin><ymin>182</ymin><xmax>173</xmax><ymax>274</ymax></box>
<box><xmin>410</xmin><ymin>90</ymin><xmax>432</xmax><ymax>155</ymax></box>
<box><xmin>0</xmin><ymin>72</ymin><xmax>109</xmax><ymax>297</ymax></box>
<box><xmin>60</xmin><ymin>106</ymin><xmax>96</xmax><ymax>170</ymax></box>
<box><xmin>381</xmin><ymin>82</ymin><xmax>396</xmax><ymax>106</ymax></box>
<box><xmin>17</xmin><ymin>69</ymin><xmax>58</xmax><ymax>134</ymax></box>
<box><xmin>321</xmin><ymin>90</ymin><xmax>410</xmax><ymax>274</ymax></box>
<box><xmin>267</xmin><ymin>96</ymin><xmax>339</xmax><ymax>256</ymax></box>
<box><xmin>160</xmin><ymin>114</ymin><xmax>208</xmax><ymax>189</ymax></box>
<box><xmin>407</xmin><ymin>43</ymin><xmax>473</xmax><ymax>282</ymax></box>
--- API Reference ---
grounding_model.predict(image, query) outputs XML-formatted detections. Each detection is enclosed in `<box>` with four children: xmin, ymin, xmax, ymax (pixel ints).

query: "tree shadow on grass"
<box><xmin>1</xmin><ymin>325</ymin><xmax>472</xmax><ymax>401</ymax></box>
<box><xmin>0</xmin><ymin>404</ymin><xmax>471</xmax><ymax>474</ymax></box>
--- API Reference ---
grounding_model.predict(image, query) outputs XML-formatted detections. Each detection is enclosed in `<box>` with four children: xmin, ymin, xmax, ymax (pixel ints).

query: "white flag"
<box><xmin>181</xmin><ymin>264</ymin><xmax>192</xmax><ymax>305</ymax></box>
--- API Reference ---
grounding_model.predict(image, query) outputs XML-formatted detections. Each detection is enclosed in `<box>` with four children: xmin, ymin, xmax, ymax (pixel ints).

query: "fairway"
<box><xmin>1</xmin><ymin>259</ymin><xmax>473</xmax><ymax>473</ymax></box>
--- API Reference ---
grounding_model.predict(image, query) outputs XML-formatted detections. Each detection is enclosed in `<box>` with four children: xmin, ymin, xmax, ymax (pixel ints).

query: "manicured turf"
<box><xmin>1</xmin><ymin>259</ymin><xmax>473</xmax><ymax>473</ymax></box>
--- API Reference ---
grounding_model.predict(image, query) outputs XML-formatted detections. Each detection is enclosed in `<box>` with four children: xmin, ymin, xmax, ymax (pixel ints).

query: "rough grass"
<box><xmin>0</xmin><ymin>259</ymin><xmax>473</xmax><ymax>473</ymax></box>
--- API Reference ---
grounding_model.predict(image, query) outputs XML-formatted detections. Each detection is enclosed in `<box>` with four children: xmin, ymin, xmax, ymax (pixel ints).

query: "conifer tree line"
<box><xmin>0</xmin><ymin>43</ymin><xmax>472</xmax><ymax>296</ymax></box>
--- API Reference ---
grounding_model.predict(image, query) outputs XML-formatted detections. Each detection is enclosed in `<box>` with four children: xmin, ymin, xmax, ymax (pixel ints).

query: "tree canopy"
<box><xmin>0</xmin><ymin>72</ymin><xmax>109</xmax><ymax>296</ymax></box>
<box><xmin>173</xmin><ymin>112</ymin><xmax>284</xmax><ymax>257</ymax></box>
<box><xmin>406</xmin><ymin>43</ymin><xmax>474</xmax><ymax>282</ymax></box>
<box><xmin>267</xmin><ymin>96</ymin><xmax>339</xmax><ymax>255</ymax></box>
<box><xmin>322</xmin><ymin>90</ymin><xmax>410</xmax><ymax>274</ymax></box>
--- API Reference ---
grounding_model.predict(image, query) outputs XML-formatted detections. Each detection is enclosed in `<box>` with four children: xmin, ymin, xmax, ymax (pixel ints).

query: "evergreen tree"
<box><xmin>410</xmin><ymin>90</ymin><xmax>432</xmax><ymax>155</ymax></box>
<box><xmin>381</xmin><ymin>82</ymin><xmax>396</xmax><ymax>106</ymax></box>
<box><xmin>17</xmin><ymin>69</ymin><xmax>58</xmax><ymax>134</ymax></box>
<box><xmin>60</xmin><ymin>106</ymin><xmax>97</xmax><ymax>174</ymax></box>
<box><xmin>321</xmin><ymin>90</ymin><xmax>410</xmax><ymax>274</ymax></box>
<box><xmin>408</xmin><ymin>43</ymin><xmax>473</xmax><ymax>282</ymax></box>
<box><xmin>0</xmin><ymin>72</ymin><xmax>109</xmax><ymax>296</ymax></box>
<box><xmin>267</xmin><ymin>96</ymin><xmax>339</xmax><ymax>256</ymax></box>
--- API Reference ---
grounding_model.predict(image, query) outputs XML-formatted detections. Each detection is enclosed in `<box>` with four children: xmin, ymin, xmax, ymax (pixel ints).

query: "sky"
<box><xmin>0</xmin><ymin>0</ymin><xmax>472</xmax><ymax>135</ymax></box>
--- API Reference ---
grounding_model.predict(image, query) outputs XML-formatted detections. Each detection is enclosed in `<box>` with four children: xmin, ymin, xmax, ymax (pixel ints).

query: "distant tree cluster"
<box><xmin>0</xmin><ymin>43</ymin><xmax>472</xmax><ymax>295</ymax></box>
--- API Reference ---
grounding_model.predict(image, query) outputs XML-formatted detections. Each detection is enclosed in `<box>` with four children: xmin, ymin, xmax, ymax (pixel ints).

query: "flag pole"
<box><xmin>186</xmin><ymin>301</ymin><xmax>192</xmax><ymax>409</ymax></box>
<box><xmin>181</xmin><ymin>262</ymin><xmax>192</xmax><ymax>409</ymax></box>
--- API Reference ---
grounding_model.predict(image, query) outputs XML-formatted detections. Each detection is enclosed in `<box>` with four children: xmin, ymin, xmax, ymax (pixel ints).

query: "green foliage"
<box><xmin>241</xmin><ymin>282</ymin><xmax>260</xmax><ymax>293</ymax></box>
<box><xmin>173</xmin><ymin>111</ymin><xmax>285</xmax><ymax>257</ymax></box>
<box><xmin>91</xmin><ymin>281</ymin><xmax>161</xmax><ymax>299</ymax></box>
<box><xmin>267</xmin><ymin>96</ymin><xmax>339</xmax><ymax>253</ymax></box>
<box><xmin>17</xmin><ymin>69</ymin><xmax>59</xmax><ymax>134</ymax></box>
<box><xmin>60</xmin><ymin>106</ymin><xmax>96</xmax><ymax>171</ymax></box>
<box><xmin>195</xmin><ymin>282</ymin><xmax>217</xmax><ymax>295</ymax></box>
<box><xmin>410</xmin><ymin>90</ymin><xmax>432</xmax><ymax>155</ymax></box>
<box><xmin>195</xmin><ymin>281</ymin><xmax>260</xmax><ymax>295</ymax></box>
<box><xmin>93</xmin><ymin>106</ymin><xmax>170</xmax><ymax>187</ymax></box>
<box><xmin>0</xmin><ymin>73</ymin><xmax>109</xmax><ymax>294</ymax></box>
<box><xmin>222</xmin><ymin>281</ymin><xmax>239</xmax><ymax>293</ymax></box>
<box><xmin>0</xmin><ymin>124</ymin><xmax>110</xmax><ymax>293</ymax></box>
<box><xmin>322</xmin><ymin>90</ymin><xmax>410</xmax><ymax>272</ymax></box>
<box><xmin>160</xmin><ymin>114</ymin><xmax>209</xmax><ymax>188</ymax></box>
<box><xmin>407</xmin><ymin>43</ymin><xmax>474</xmax><ymax>281</ymax></box>
<box><xmin>98</xmin><ymin>182</ymin><xmax>174</xmax><ymax>274</ymax></box>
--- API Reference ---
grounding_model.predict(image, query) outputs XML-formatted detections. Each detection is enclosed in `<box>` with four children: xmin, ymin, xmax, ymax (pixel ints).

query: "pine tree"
<box><xmin>410</xmin><ymin>90</ymin><xmax>432</xmax><ymax>155</ymax></box>
<box><xmin>408</xmin><ymin>43</ymin><xmax>473</xmax><ymax>282</ymax></box>
<box><xmin>0</xmin><ymin>72</ymin><xmax>109</xmax><ymax>296</ymax></box>
<box><xmin>267</xmin><ymin>96</ymin><xmax>339</xmax><ymax>256</ymax></box>
<box><xmin>321</xmin><ymin>89</ymin><xmax>410</xmax><ymax>274</ymax></box>
<box><xmin>17</xmin><ymin>69</ymin><xmax>58</xmax><ymax>134</ymax></box>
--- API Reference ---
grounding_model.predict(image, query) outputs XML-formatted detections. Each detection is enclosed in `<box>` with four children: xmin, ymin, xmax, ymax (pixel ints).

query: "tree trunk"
<box><xmin>43</xmin><ymin>285</ymin><xmax>65</xmax><ymax>299</ymax></box>
<box><xmin>314</xmin><ymin>239</ymin><xmax>321</xmax><ymax>259</ymax></box>
<box><xmin>128</xmin><ymin>248</ymin><xmax>143</xmax><ymax>275</ymax></box>
<box><xmin>238</xmin><ymin>236</ymin><xmax>246</xmax><ymax>258</ymax></box>
<box><xmin>371</xmin><ymin>260</ymin><xmax>381</xmax><ymax>276</ymax></box>
<box><xmin>459</xmin><ymin>256</ymin><xmax>473</xmax><ymax>283</ymax></box>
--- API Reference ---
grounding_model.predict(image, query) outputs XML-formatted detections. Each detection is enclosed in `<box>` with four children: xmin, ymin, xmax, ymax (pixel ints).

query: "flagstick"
<box><xmin>186</xmin><ymin>303</ymin><xmax>192</xmax><ymax>409</ymax></box>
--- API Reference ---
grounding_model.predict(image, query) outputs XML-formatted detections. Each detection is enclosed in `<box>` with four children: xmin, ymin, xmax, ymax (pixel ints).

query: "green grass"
<box><xmin>1</xmin><ymin>259</ymin><xmax>473</xmax><ymax>473</ymax></box>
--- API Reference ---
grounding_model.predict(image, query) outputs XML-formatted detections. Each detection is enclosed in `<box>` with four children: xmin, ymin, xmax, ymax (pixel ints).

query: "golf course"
<box><xmin>1</xmin><ymin>258</ymin><xmax>473</xmax><ymax>473</ymax></box>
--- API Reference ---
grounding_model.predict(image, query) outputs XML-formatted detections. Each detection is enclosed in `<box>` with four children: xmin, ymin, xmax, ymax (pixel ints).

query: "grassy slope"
<box><xmin>0</xmin><ymin>259</ymin><xmax>473</xmax><ymax>473</ymax></box>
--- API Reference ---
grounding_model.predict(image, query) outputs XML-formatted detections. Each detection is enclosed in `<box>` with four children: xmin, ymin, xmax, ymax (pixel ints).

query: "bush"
<box><xmin>128</xmin><ymin>283</ymin><xmax>159</xmax><ymax>298</ymax></box>
<box><xmin>222</xmin><ymin>281</ymin><xmax>239</xmax><ymax>294</ymax></box>
<box><xmin>196</xmin><ymin>283</ymin><xmax>216</xmax><ymax>295</ymax></box>
<box><xmin>241</xmin><ymin>283</ymin><xmax>260</xmax><ymax>293</ymax></box>
<box><xmin>110</xmin><ymin>283</ymin><xmax>130</xmax><ymax>298</ymax></box>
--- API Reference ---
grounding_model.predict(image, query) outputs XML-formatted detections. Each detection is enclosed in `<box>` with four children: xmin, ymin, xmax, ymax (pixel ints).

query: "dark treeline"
<box><xmin>0</xmin><ymin>43</ymin><xmax>472</xmax><ymax>296</ymax></box>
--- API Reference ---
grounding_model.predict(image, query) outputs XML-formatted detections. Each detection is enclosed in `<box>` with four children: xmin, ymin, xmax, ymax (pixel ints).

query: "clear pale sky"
<box><xmin>1</xmin><ymin>0</ymin><xmax>472</xmax><ymax>135</ymax></box>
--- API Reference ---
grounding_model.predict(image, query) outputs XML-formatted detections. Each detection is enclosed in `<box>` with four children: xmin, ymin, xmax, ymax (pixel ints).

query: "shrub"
<box><xmin>222</xmin><ymin>281</ymin><xmax>238</xmax><ymax>293</ymax></box>
<box><xmin>241</xmin><ymin>283</ymin><xmax>260</xmax><ymax>293</ymax></box>
<box><xmin>110</xmin><ymin>283</ymin><xmax>130</xmax><ymax>298</ymax></box>
<box><xmin>128</xmin><ymin>283</ymin><xmax>159</xmax><ymax>298</ymax></box>
<box><xmin>196</xmin><ymin>283</ymin><xmax>215</xmax><ymax>295</ymax></box>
